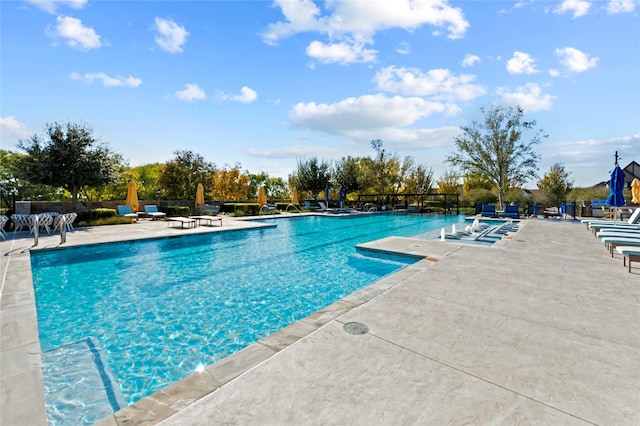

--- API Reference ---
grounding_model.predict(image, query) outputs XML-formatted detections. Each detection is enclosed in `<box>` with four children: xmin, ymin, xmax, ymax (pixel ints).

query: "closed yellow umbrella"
<box><xmin>126</xmin><ymin>181</ymin><xmax>139</xmax><ymax>212</ymax></box>
<box><xmin>632</xmin><ymin>178</ymin><xmax>640</xmax><ymax>204</ymax></box>
<box><xmin>257</xmin><ymin>186</ymin><xmax>267</xmax><ymax>206</ymax></box>
<box><xmin>291</xmin><ymin>188</ymin><xmax>299</xmax><ymax>204</ymax></box>
<box><xmin>195</xmin><ymin>183</ymin><xmax>205</xmax><ymax>208</ymax></box>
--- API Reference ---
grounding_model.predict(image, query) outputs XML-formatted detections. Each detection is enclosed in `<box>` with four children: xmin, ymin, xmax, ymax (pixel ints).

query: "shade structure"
<box><xmin>325</xmin><ymin>185</ymin><xmax>330</xmax><ymax>206</ymax></box>
<box><xmin>195</xmin><ymin>183</ymin><xmax>205</xmax><ymax>209</ymax></box>
<box><xmin>258</xmin><ymin>186</ymin><xmax>267</xmax><ymax>206</ymax></box>
<box><xmin>126</xmin><ymin>181</ymin><xmax>139</xmax><ymax>212</ymax></box>
<box><xmin>606</xmin><ymin>165</ymin><xmax>625</xmax><ymax>222</ymax></box>
<box><xmin>291</xmin><ymin>188</ymin><xmax>299</xmax><ymax>205</ymax></box>
<box><xmin>632</xmin><ymin>178</ymin><xmax>640</xmax><ymax>204</ymax></box>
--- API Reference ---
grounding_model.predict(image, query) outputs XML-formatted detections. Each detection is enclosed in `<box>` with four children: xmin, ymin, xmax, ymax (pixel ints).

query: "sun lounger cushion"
<box><xmin>116</xmin><ymin>205</ymin><xmax>138</xmax><ymax>220</ymax></box>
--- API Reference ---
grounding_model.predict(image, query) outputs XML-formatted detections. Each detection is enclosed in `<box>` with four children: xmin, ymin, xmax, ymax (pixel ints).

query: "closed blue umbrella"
<box><xmin>339</xmin><ymin>187</ymin><xmax>344</xmax><ymax>208</ymax></box>
<box><xmin>325</xmin><ymin>185</ymin><xmax>330</xmax><ymax>207</ymax></box>
<box><xmin>606</xmin><ymin>165</ymin><xmax>625</xmax><ymax>223</ymax></box>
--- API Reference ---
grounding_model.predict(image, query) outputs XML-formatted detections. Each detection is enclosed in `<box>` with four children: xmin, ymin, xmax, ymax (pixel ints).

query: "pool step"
<box><xmin>41</xmin><ymin>337</ymin><xmax>126</xmax><ymax>424</ymax></box>
<box><xmin>350</xmin><ymin>249</ymin><xmax>421</xmax><ymax>267</ymax></box>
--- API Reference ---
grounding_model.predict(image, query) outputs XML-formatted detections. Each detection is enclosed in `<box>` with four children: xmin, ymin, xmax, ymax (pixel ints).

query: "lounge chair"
<box><xmin>116</xmin><ymin>205</ymin><xmax>138</xmax><ymax>221</ymax></box>
<box><xmin>304</xmin><ymin>201</ymin><xmax>320</xmax><ymax>211</ymax></box>
<box><xmin>598</xmin><ymin>235</ymin><xmax>640</xmax><ymax>256</ymax></box>
<box><xmin>596</xmin><ymin>229</ymin><xmax>640</xmax><ymax>238</ymax></box>
<box><xmin>582</xmin><ymin>207</ymin><xmax>640</xmax><ymax>229</ymax></box>
<box><xmin>167</xmin><ymin>217</ymin><xmax>196</xmax><ymax>228</ymax></box>
<box><xmin>144</xmin><ymin>205</ymin><xmax>166</xmax><ymax>220</ymax></box>
<box><xmin>615</xmin><ymin>246</ymin><xmax>640</xmax><ymax>272</ymax></box>
<box><xmin>503</xmin><ymin>205</ymin><xmax>519</xmax><ymax>219</ymax></box>
<box><xmin>543</xmin><ymin>207</ymin><xmax>560</xmax><ymax>218</ymax></box>
<box><xmin>481</xmin><ymin>204</ymin><xmax>496</xmax><ymax>218</ymax></box>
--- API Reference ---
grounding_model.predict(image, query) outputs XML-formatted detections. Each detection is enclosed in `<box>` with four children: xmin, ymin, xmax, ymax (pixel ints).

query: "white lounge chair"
<box><xmin>599</xmin><ymin>235</ymin><xmax>640</xmax><ymax>256</ymax></box>
<box><xmin>0</xmin><ymin>215</ymin><xmax>8</xmax><ymax>240</ymax></box>
<box><xmin>583</xmin><ymin>207</ymin><xmax>640</xmax><ymax>229</ymax></box>
<box><xmin>144</xmin><ymin>205</ymin><xmax>166</xmax><ymax>220</ymax></box>
<box><xmin>615</xmin><ymin>246</ymin><xmax>640</xmax><ymax>272</ymax></box>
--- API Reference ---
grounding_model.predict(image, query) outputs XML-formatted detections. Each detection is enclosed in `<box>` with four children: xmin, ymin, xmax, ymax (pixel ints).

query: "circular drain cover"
<box><xmin>343</xmin><ymin>322</ymin><xmax>369</xmax><ymax>335</ymax></box>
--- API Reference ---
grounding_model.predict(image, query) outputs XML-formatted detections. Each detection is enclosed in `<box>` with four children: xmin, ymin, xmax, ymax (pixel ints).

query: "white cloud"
<box><xmin>497</xmin><ymin>83</ymin><xmax>555</xmax><ymax>112</ymax></box>
<box><xmin>554</xmin><ymin>47</ymin><xmax>598</xmax><ymax>72</ymax></box>
<box><xmin>606</xmin><ymin>0</ymin><xmax>636</xmax><ymax>13</ymax></box>
<box><xmin>70</xmin><ymin>72</ymin><xmax>142</xmax><ymax>87</ymax></box>
<box><xmin>554</xmin><ymin>0</ymin><xmax>591</xmax><ymax>18</ymax></box>
<box><xmin>0</xmin><ymin>116</ymin><xmax>31</xmax><ymax>139</ymax></box>
<box><xmin>232</xmin><ymin>86</ymin><xmax>258</xmax><ymax>104</ymax></box>
<box><xmin>374</xmin><ymin>66</ymin><xmax>486</xmax><ymax>102</ymax></box>
<box><xmin>49</xmin><ymin>16</ymin><xmax>101</xmax><ymax>50</ymax></box>
<box><xmin>461</xmin><ymin>54</ymin><xmax>480</xmax><ymax>67</ymax></box>
<box><xmin>26</xmin><ymin>0</ymin><xmax>86</xmax><ymax>14</ymax></box>
<box><xmin>396</xmin><ymin>42</ymin><xmax>410</xmax><ymax>55</ymax></box>
<box><xmin>506</xmin><ymin>51</ymin><xmax>538</xmax><ymax>74</ymax></box>
<box><xmin>154</xmin><ymin>17</ymin><xmax>189</xmax><ymax>53</ymax></box>
<box><xmin>175</xmin><ymin>83</ymin><xmax>206</xmax><ymax>101</ymax></box>
<box><xmin>263</xmin><ymin>0</ymin><xmax>469</xmax><ymax>64</ymax></box>
<box><xmin>306</xmin><ymin>39</ymin><xmax>377</xmax><ymax>64</ymax></box>
<box><xmin>244</xmin><ymin>144</ymin><xmax>338</xmax><ymax>159</ymax></box>
<box><xmin>289</xmin><ymin>94</ymin><xmax>447</xmax><ymax>136</ymax></box>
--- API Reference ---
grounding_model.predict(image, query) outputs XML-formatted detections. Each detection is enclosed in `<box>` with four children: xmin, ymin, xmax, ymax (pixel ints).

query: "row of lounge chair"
<box><xmin>583</xmin><ymin>208</ymin><xmax>640</xmax><ymax>272</ymax></box>
<box><xmin>481</xmin><ymin>204</ymin><xmax>520</xmax><ymax>219</ymax></box>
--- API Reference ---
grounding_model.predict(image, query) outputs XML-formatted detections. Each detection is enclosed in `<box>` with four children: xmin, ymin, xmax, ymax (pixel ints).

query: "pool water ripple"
<box><xmin>31</xmin><ymin>213</ymin><xmax>467</xmax><ymax>423</ymax></box>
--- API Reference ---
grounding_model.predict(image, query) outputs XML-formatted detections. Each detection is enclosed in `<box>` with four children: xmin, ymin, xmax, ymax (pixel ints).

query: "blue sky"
<box><xmin>1</xmin><ymin>0</ymin><xmax>639</xmax><ymax>188</ymax></box>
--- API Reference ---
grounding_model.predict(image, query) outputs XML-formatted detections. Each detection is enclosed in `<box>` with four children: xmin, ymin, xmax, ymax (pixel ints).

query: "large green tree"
<box><xmin>293</xmin><ymin>157</ymin><xmax>331</xmax><ymax>201</ymax></box>
<box><xmin>538</xmin><ymin>163</ymin><xmax>574</xmax><ymax>207</ymax></box>
<box><xmin>447</xmin><ymin>105</ymin><xmax>546</xmax><ymax>208</ymax></box>
<box><xmin>333</xmin><ymin>156</ymin><xmax>362</xmax><ymax>195</ymax></box>
<box><xmin>159</xmin><ymin>150</ymin><xmax>215</xmax><ymax>200</ymax></box>
<box><xmin>17</xmin><ymin>122</ymin><xmax>120</xmax><ymax>209</ymax></box>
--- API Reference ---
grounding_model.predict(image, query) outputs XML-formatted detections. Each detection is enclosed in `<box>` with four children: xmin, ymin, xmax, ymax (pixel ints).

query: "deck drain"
<box><xmin>343</xmin><ymin>322</ymin><xmax>369</xmax><ymax>335</ymax></box>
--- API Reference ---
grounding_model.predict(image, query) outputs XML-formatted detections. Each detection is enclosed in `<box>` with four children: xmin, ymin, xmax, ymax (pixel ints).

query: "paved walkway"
<box><xmin>1</xmin><ymin>216</ymin><xmax>639</xmax><ymax>425</ymax></box>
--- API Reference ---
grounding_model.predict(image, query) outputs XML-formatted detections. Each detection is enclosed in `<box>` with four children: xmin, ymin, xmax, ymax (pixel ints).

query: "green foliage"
<box><xmin>294</xmin><ymin>157</ymin><xmax>331</xmax><ymax>201</ymax></box>
<box><xmin>76</xmin><ymin>208</ymin><xmax>118</xmax><ymax>223</ymax></box>
<box><xmin>464</xmin><ymin>188</ymin><xmax>498</xmax><ymax>206</ymax></box>
<box><xmin>162</xmin><ymin>206</ymin><xmax>191</xmax><ymax>217</ymax></box>
<box><xmin>437</xmin><ymin>170</ymin><xmax>460</xmax><ymax>194</ymax></box>
<box><xmin>566</xmin><ymin>186</ymin><xmax>611</xmax><ymax>201</ymax></box>
<box><xmin>333</xmin><ymin>156</ymin><xmax>363</xmax><ymax>195</ymax></box>
<box><xmin>159</xmin><ymin>150</ymin><xmax>215</xmax><ymax>200</ymax></box>
<box><xmin>16</xmin><ymin>122</ymin><xmax>121</xmax><ymax>209</ymax></box>
<box><xmin>537</xmin><ymin>163</ymin><xmax>574</xmax><ymax>207</ymax></box>
<box><xmin>404</xmin><ymin>163</ymin><xmax>434</xmax><ymax>194</ymax></box>
<box><xmin>447</xmin><ymin>105</ymin><xmax>546</xmax><ymax>208</ymax></box>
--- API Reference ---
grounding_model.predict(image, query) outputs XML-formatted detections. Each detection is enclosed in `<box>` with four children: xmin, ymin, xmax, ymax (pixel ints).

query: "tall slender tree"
<box><xmin>294</xmin><ymin>157</ymin><xmax>331</xmax><ymax>201</ymax></box>
<box><xmin>447</xmin><ymin>105</ymin><xmax>545</xmax><ymax>208</ymax></box>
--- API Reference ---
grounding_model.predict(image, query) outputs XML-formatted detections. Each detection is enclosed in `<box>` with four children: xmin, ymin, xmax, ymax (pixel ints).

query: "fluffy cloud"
<box><xmin>263</xmin><ymin>0</ymin><xmax>469</xmax><ymax>63</ymax></box>
<box><xmin>70</xmin><ymin>72</ymin><xmax>142</xmax><ymax>87</ymax></box>
<box><xmin>26</xmin><ymin>0</ymin><xmax>86</xmax><ymax>14</ymax></box>
<box><xmin>506</xmin><ymin>51</ymin><xmax>538</xmax><ymax>74</ymax></box>
<box><xmin>461</xmin><ymin>54</ymin><xmax>480</xmax><ymax>67</ymax></box>
<box><xmin>606</xmin><ymin>0</ymin><xmax>636</xmax><ymax>13</ymax></box>
<box><xmin>497</xmin><ymin>83</ymin><xmax>554</xmax><ymax>112</ymax></box>
<box><xmin>306</xmin><ymin>40</ymin><xmax>377</xmax><ymax>64</ymax></box>
<box><xmin>154</xmin><ymin>17</ymin><xmax>189</xmax><ymax>53</ymax></box>
<box><xmin>374</xmin><ymin>66</ymin><xmax>486</xmax><ymax>102</ymax></box>
<box><xmin>232</xmin><ymin>86</ymin><xmax>258</xmax><ymax>104</ymax></box>
<box><xmin>554</xmin><ymin>0</ymin><xmax>591</xmax><ymax>18</ymax></box>
<box><xmin>289</xmin><ymin>94</ymin><xmax>448</xmax><ymax>138</ymax></box>
<box><xmin>49</xmin><ymin>16</ymin><xmax>101</xmax><ymax>50</ymax></box>
<box><xmin>0</xmin><ymin>116</ymin><xmax>30</xmax><ymax>139</ymax></box>
<box><xmin>175</xmin><ymin>83</ymin><xmax>206</xmax><ymax>101</ymax></box>
<box><xmin>555</xmin><ymin>47</ymin><xmax>598</xmax><ymax>72</ymax></box>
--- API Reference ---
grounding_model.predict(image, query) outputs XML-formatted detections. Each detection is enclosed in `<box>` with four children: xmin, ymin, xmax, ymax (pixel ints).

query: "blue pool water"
<box><xmin>32</xmin><ymin>213</ymin><xmax>467</xmax><ymax>422</ymax></box>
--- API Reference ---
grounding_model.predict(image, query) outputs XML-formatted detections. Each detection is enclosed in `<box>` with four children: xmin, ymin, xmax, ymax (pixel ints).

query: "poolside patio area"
<box><xmin>1</xmin><ymin>216</ymin><xmax>638</xmax><ymax>425</ymax></box>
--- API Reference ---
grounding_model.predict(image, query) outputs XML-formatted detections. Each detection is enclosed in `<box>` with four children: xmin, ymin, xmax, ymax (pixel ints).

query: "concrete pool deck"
<box><xmin>1</xmin><ymin>215</ymin><xmax>638</xmax><ymax>425</ymax></box>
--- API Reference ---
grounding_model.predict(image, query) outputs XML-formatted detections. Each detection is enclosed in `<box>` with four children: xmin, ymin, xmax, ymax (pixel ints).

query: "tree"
<box><xmin>538</xmin><ymin>163</ymin><xmax>574</xmax><ymax>207</ymax></box>
<box><xmin>447</xmin><ymin>105</ymin><xmax>546</xmax><ymax>208</ymax></box>
<box><xmin>158</xmin><ymin>150</ymin><xmax>215</xmax><ymax>200</ymax></box>
<box><xmin>333</xmin><ymin>156</ymin><xmax>363</xmax><ymax>195</ymax></box>
<box><xmin>437</xmin><ymin>170</ymin><xmax>460</xmax><ymax>195</ymax></box>
<box><xmin>17</xmin><ymin>122</ymin><xmax>120</xmax><ymax>209</ymax></box>
<box><xmin>293</xmin><ymin>157</ymin><xmax>331</xmax><ymax>201</ymax></box>
<box><xmin>212</xmin><ymin>163</ymin><xmax>250</xmax><ymax>201</ymax></box>
<box><xmin>404</xmin><ymin>163</ymin><xmax>434</xmax><ymax>195</ymax></box>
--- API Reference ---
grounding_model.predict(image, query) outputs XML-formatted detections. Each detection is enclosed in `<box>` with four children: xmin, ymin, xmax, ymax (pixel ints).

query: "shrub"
<box><xmin>163</xmin><ymin>206</ymin><xmax>191</xmax><ymax>217</ymax></box>
<box><xmin>76</xmin><ymin>208</ymin><xmax>117</xmax><ymax>223</ymax></box>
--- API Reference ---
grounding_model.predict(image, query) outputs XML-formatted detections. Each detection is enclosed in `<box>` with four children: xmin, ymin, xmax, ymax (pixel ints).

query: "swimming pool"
<box><xmin>32</xmin><ymin>213</ymin><xmax>468</xmax><ymax>423</ymax></box>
